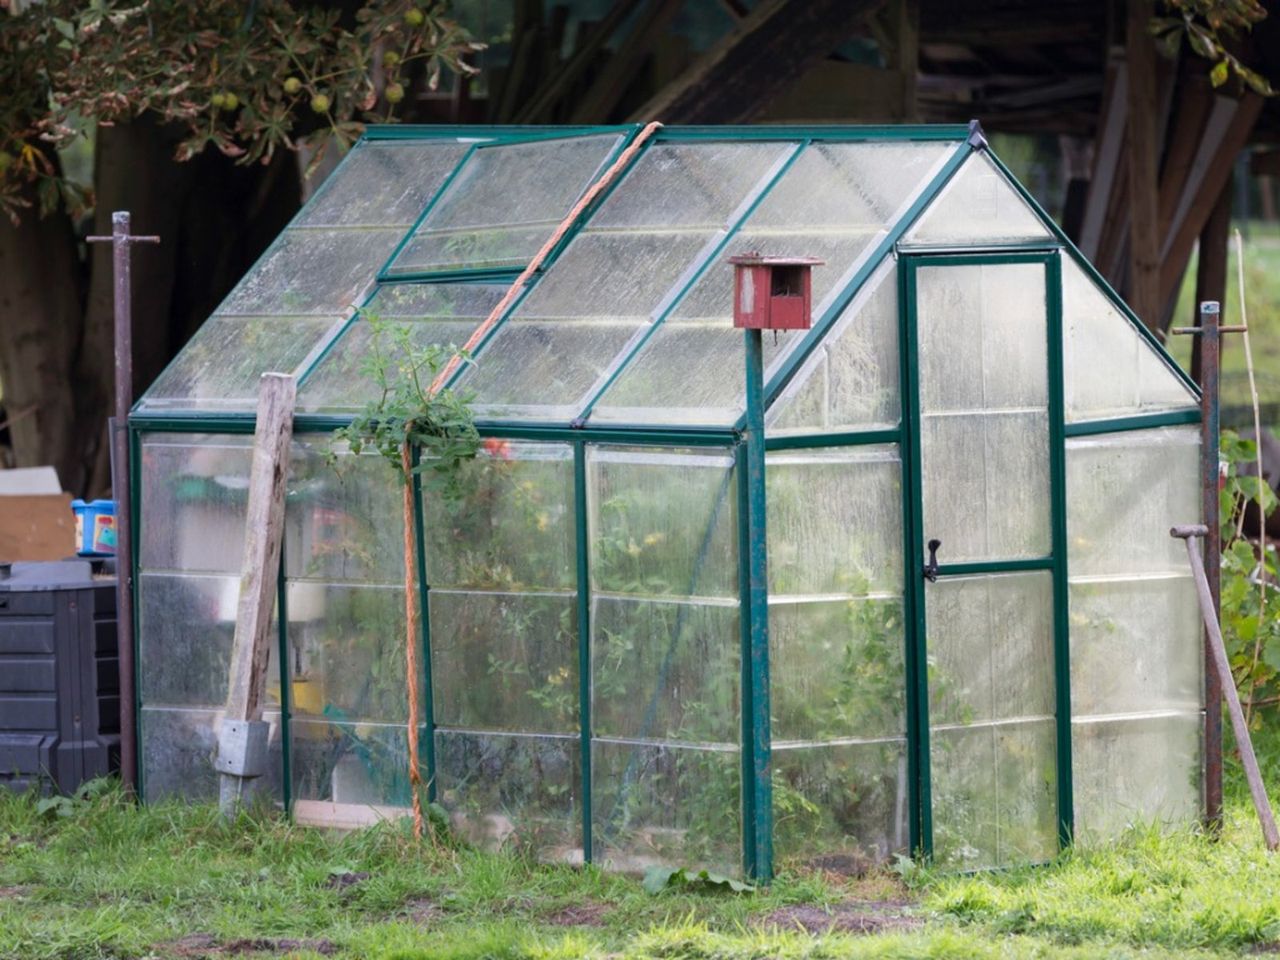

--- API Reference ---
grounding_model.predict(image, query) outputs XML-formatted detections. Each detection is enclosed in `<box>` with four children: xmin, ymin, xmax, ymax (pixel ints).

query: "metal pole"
<box><xmin>743</xmin><ymin>327</ymin><xmax>772</xmax><ymax>881</ymax></box>
<box><xmin>1199</xmin><ymin>299</ymin><xmax>1223</xmax><ymax>829</ymax></box>
<box><xmin>87</xmin><ymin>212</ymin><xmax>159</xmax><ymax>797</ymax></box>
<box><xmin>1172</xmin><ymin>524</ymin><xmax>1279</xmax><ymax>850</ymax></box>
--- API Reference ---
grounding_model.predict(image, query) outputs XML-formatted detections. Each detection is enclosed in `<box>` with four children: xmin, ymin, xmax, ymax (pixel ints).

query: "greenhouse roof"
<box><xmin>136</xmin><ymin>122</ymin><xmax>1197</xmax><ymax>435</ymax></box>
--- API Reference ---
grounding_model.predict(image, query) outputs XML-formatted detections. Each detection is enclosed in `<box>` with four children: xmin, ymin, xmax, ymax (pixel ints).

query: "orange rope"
<box><xmin>401</xmin><ymin>442</ymin><xmax>425</xmax><ymax>840</ymax></box>
<box><xmin>428</xmin><ymin>121</ymin><xmax>664</xmax><ymax>395</ymax></box>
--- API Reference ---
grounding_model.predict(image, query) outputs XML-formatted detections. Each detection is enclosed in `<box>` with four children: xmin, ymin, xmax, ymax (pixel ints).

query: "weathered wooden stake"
<box><xmin>1172</xmin><ymin>524</ymin><xmax>1280</xmax><ymax>852</ymax></box>
<box><xmin>218</xmin><ymin>372</ymin><xmax>296</xmax><ymax>816</ymax></box>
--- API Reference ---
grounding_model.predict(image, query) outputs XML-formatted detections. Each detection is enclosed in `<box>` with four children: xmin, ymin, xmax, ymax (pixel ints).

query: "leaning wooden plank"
<box><xmin>294</xmin><ymin>800</ymin><xmax>412</xmax><ymax>831</ymax></box>
<box><xmin>1172</xmin><ymin>523</ymin><xmax>1280</xmax><ymax>851</ymax></box>
<box><xmin>218</xmin><ymin>372</ymin><xmax>296</xmax><ymax>815</ymax></box>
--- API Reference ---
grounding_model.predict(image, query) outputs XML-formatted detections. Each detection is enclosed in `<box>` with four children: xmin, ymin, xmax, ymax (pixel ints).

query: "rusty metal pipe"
<box><xmin>1199</xmin><ymin>299</ymin><xmax>1223</xmax><ymax>829</ymax></box>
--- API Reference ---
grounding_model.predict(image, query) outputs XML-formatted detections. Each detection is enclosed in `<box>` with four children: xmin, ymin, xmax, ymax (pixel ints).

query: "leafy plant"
<box><xmin>1219</xmin><ymin>429</ymin><xmax>1280</xmax><ymax>724</ymax></box>
<box><xmin>641</xmin><ymin>865</ymin><xmax>755</xmax><ymax>895</ymax></box>
<box><xmin>1153</xmin><ymin>1</ymin><xmax>1273</xmax><ymax>95</ymax></box>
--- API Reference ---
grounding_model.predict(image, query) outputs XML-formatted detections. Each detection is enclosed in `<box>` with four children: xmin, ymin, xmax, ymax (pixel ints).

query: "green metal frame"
<box><xmin>410</xmin><ymin>447</ymin><xmax>437</xmax><ymax>801</ymax></box>
<box><xmin>898</xmin><ymin>249</ymin><xmax>1074</xmax><ymax>860</ymax></box>
<box><xmin>573</xmin><ymin>442</ymin><xmax>593</xmax><ymax>862</ymax></box>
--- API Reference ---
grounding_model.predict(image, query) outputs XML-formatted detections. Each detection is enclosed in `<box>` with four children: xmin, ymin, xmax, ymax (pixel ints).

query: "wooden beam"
<box><xmin>570</xmin><ymin>0</ymin><xmax>686</xmax><ymax>122</ymax></box>
<box><xmin>1158</xmin><ymin>92</ymin><xmax>1263</xmax><ymax>314</ymax></box>
<box><xmin>224</xmin><ymin>372</ymin><xmax>296</xmax><ymax>723</ymax></box>
<box><xmin>1126</xmin><ymin>0</ymin><xmax>1161</xmax><ymax>330</ymax></box>
<box><xmin>630</xmin><ymin>0</ymin><xmax>886</xmax><ymax>124</ymax></box>
<box><xmin>896</xmin><ymin>0</ymin><xmax>920</xmax><ymax>122</ymax></box>
<box><xmin>758</xmin><ymin>61</ymin><xmax>910</xmax><ymax>122</ymax></box>
<box><xmin>1190</xmin><ymin>178</ymin><xmax>1231</xmax><ymax>383</ymax></box>
<box><xmin>1079</xmin><ymin>50</ymin><xmax>1126</xmax><ymax>259</ymax></box>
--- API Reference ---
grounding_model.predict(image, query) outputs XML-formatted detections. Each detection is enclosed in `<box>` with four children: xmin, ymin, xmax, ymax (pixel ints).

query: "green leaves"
<box><xmin>1152</xmin><ymin>1</ymin><xmax>1274</xmax><ymax>96</ymax></box>
<box><xmin>641</xmin><ymin>865</ymin><xmax>755</xmax><ymax>895</ymax></box>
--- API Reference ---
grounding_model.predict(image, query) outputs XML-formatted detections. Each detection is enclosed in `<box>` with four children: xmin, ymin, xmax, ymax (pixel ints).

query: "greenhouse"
<box><xmin>129</xmin><ymin>122</ymin><xmax>1205</xmax><ymax>879</ymax></box>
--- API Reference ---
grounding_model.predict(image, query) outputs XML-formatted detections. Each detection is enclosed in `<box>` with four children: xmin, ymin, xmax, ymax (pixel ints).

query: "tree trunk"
<box><xmin>0</xmin><ymin>145</ymin><xmax>88</xmax><ymax>492</ymax></box>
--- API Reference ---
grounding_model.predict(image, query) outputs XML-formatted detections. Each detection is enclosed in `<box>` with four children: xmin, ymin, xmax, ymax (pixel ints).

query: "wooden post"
<box><xmin>1191</xmin><ymin>180</ymin><xmax>1232</xmax><ymax>384</ymax></box>
<box><xmin>218</xmin><ymin>372</ymin><xmax>296</xmax><ymax>815</ymax></box>
<box><xmin>1126</xmin><ymin>0</ymin><xmax>1161</xmax><ymax>329</ymax></box>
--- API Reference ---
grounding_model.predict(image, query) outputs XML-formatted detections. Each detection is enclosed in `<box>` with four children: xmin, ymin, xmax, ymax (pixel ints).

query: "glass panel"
<box><xmin>931</xmin><ymin>720</ymin><xmax>1057</xmax><ymax>869</ymax></box>
<box><xmin>139</xmin><ymin>434</ymin><xmax>251</xmax><ymax>574</ymax></box>
<box><xmin>590</xmin><ymin>143</ymin><xmax>956</xmax><ymax>427</ymax></box>
<box><xmin>295</xmin><ymin>140</ymin><xmax>472</xmax><ymax>228</ymax></box>
<box><xmin>592</xmin><ymin>596</ymin><xmax>738</xmax><ymax>743</ymax></box>
<box><xmin>766</xmin><ymin>446</ymin><xmax>902</xmax><ymax>597</ymax></box>
<box><xmin>141</xmin><ymin>706</ymin><xmax>284</xmax><ymax>804</ymax></box>
<box><xmin>218</xmin><ymin>227</ymin><xmax>404</xmax><ymax>317</ymax></box>
<box><xmin>298</xmin><ymin>284</ymin><xmax>505</xmax><ymax>413</ymax></box>
<box><xmin>588</xmin><ymin>447</ymin><xmax>738</xmax><ymax>599</ymax></box>
<box><xmin>773</xmin><ymin>740</ymin><xmax>909</xmax><ymax>867</ymax></box>
<box><xmin>592</xmin><ymin>740</ymin><xmax>740</xmax><ymax>873</ymax></box>
<box><xmin>436</xmin><ymin>730</ymin><xmax>581</xmax><ymax>857</ymax></box>
<box><xmin>286</xmin><ymin>437</ymin><xmax>405</xmax><ymax>585</ymax></box>
<box><xmin>425</xmin><ymin>441</ymin><xmax>576</xmax><ymax>591</ymax></box>
<box><xmin>1071</xmin><ymin>713</ymin><xmax>1201</xmax><ymax>842</ymax></box>
<box><xmin>769</xmin><ymin>599</ymin><xmax>905</xmax><ymax>745</ymax></box>
<box><xmin>917</xmin><ymin>263</ymin><xmax>1049</xmax><ymax>562</ymax></box>
<box><xmin>285</xmin><ymin>583</ymin><xmax>412</xmax><ymax>725</ymax></box>
<box><xmin>431</xmin><ymin>590</ymin><xmax>577</xmax><ymax>733</ymax></box>
<box><xmin>904</xmin><ymin>152</ymin><xmax>1051</xmax><ymax>245</ymax></box>
<box><xmin>291</xmin><ymin>719</ymin><xmax>420</xmax><ymax>808</ymax></box>
<box><xmin>386</xmin><ymin>134</ymin><xmax>624</xmax><ymax>276</ymax></box>
<box><xmin>141</xmin><ymin>316</ymin><xmax>340</xmax><ymax>411</ymax></box>
<box><xmin>455</xmin><ymin>142</ymin><xmax>794</xmax><ymax>421</ymax></box>
<box><xmin>1069</xmin><ymin>577</ymin><xmax>1201</xmax><ymax>717</ymax></box>
<box><xmin>1066</xmin><ymin>427</ymin><xmax>1200</xmax><ymax>578</ymax></box>
<box><xmin>1066</xmin><ymin>426</ymin><xmax>1203</xmax><ymax>842</ymax></box>
<box><xmin>926</xmin><ymin>572</ymin><xmax>1057</xmax><ymax>869</ymax></box>
<box><xmin>767</xmin><ymin>261</ymin><xmax>900</xmax><ymax>435</ymax></box>
<box><xmin>1061</xmin><ymin>256</ymin><xmax>1197</xmax><ymax>421</ymax></box>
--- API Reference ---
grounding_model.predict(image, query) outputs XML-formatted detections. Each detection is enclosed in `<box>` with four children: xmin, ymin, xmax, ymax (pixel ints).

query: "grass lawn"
<box><xmin>4</xmin><ymin>737</ymin><xmax>1280</xmax><ymax>960</ymax></box>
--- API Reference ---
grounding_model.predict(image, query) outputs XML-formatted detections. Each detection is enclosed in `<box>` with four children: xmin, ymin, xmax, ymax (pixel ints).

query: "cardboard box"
<box><xmin>0</xmin><ymin>467</ymin><xmax>75</xmax><ymax>562</ymax></box>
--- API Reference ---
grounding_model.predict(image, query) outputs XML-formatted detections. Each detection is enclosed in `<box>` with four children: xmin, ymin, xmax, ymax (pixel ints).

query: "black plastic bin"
<box><xmin>0</xmin><ymin>560</ymin><xmax>120</xmax><ymax>794</ymax></box>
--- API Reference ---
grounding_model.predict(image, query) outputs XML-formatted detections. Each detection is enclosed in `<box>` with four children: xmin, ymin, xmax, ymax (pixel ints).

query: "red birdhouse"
<box><xmin>728</xmin><ymin>254</ymin><xmax>824</xmax><ymax>331</ymax></box>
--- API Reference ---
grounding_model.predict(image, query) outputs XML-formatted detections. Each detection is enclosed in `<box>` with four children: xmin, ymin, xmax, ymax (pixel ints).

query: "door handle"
<box><xmin>923</xmin><ymin>539</ymin><xmax>941</xmax><ymax>582</ymax></box>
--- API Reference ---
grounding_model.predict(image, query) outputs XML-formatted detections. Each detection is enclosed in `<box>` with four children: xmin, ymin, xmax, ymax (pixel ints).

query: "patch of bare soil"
<box><xmin>402</xmin><ymin>896</ymin><xmax>442</xmax><ymax>926</ymax></box>
<box><xmin>1250</xmin><ymin>943</ymin><xmax>1280</xmax><ymax>954</ymax></box>
<box><xmin>155</xmin><ymin>933</ymin><xmax>337</xmax><ymax>957</ymax></box>
<box><xmin>324</xmin><ymin>871</ymin><xmax>369</xmax><ymax>891</ymax></box>
<box><xmin>0</xmin><ymin>886</ymin><xmax>30</xmax><ymax>900</ymax></box>
<box><xmin>759</xmin><ymin>901</ymin><xmax>923</xmax><ymax>936</ymax></box>
<box><xmin>806</xmin><ymin>853</ymin><xmax>880</xmax><ymax>879</ymax></box>
<box><xmin>543</xmin><ymin>902</ymin><xmax>611</xmax><ymax>927</ymax></box>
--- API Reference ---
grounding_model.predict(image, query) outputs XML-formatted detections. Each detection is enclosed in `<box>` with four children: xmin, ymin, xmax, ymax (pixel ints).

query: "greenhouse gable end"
<box><xmin>131</xmin><ymin>123</ymin><xmax>1205</xmax><ymax>879</ymax></box>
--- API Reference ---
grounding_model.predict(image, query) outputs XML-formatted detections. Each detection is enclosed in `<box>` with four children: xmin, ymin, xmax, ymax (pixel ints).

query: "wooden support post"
<box><xmin>1126</xmin><ymin>0</ymin><xmax>1161</xmax><ymax>329</ymax></box>
<box><xmin>218</xmin><ymin>372</ymin><xmax>296</xmax><ymax>816</ymax></box>
<box><xmin>1191</xmin><ymin>180</ymin><xmax>1232</xmax><ymax>384</ymax></box>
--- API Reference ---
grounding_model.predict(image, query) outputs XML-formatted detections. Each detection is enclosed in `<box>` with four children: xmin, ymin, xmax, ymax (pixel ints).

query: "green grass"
<box><xmin>2</xmin><ymin>764</ymin><xmax>1279</xmax><ymax>960</ymax></box>
<box><xmin>1170</xmin><ymin>220</ymin><xmax>1280</xmax><ymax>422</ymax></box>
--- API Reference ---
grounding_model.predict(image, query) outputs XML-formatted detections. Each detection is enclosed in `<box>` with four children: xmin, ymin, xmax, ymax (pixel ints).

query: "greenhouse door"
<box><xmin>902</xmin><ymin>252</ymin><xmax>1068</xmax><ymax>869</ymax></box>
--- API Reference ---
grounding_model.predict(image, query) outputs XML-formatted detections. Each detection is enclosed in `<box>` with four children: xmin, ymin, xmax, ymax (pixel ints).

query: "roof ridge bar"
<box><xmin>573</xmin><ymin>139</ymin><xmax>811</xmax><ymax>423</ymax></box>
<box><xmin>752</xmin><ymin>138</ymin><xmax>975</xmax><ymax>426</ymax></box>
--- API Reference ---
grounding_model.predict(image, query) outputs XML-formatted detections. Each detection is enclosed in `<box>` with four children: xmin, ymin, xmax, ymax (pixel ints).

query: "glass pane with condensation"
<box><xmin>1061</xmin><ymin>255</ymin><xmax>1197</xmax><ymax>421</ymax></box>
<box><xmin>592</xmin><ymin>595</ymin><xmax>739</xmax><ymax>744</ymax></box>
<box><xmin>436</xmin><ymin>730</ymin><xmax>581</xmax><ymax>858</ymax></box>
<box><xmin>424</xmin><ymin>440</ymin><xmax>576</xmax><ymax>592</ymax></box>
<box><xmin>1066</xmin><ymin>427</ymin><xmax>1200</xmax><ymax>578</ymax></box>
<box><xmin>386</xmin><ymin>134</ymin><xmax>624</xmax><ymax>276</ymax></box>
<box><xmin>772</xmin><ymin>740</ymin><xmax>909</xmax><ymax>866</ymax></box>
<box><xmin>767</xmin><ymin>261</ymin><xmax>899</xmax><ymax>434</ymax></box>
<box><xmin>291</xmin><ymin>719</ymin><xmax>423</xmax><ymax>809</ymax></box>
<box><xmin>431</xmin><ymin>591</ymin><xmax>578</xmax><ymax>733</ymax></box>
<box><xmin>588</xmin><ymin>446</ymin><xmax>739</xmax><ymax>600</ymax></box>
<box><xmin>766</xmin><ymin>446</ymin><xmax>903</xmax><ymax>597</ymax></box>
<box><xmin>140</xmin><ymin>316</ymin><xmax>341</xmax><ymax>412</ymax></box>
<box><xmin>592</xmin><ymin>739</ymin><xmax>740</xmax><ymax>874</ymax></box>
<box><xmin>1071</xmin><ymin>712</ymin><xmax>1201</xmax><ymax>842</ymax></box>
<box><xmin>916</xmin><ymin>263</ymin><xmax>1049</xmax><ymax>562</ymax></box>
<box><xmin>770</xmin><ymin>598</ymin><xmax>906</xmax><ymax>745</ymax></box>
<box><xmin>295</xmin><ymin>140</ymin><xmax>473</xmax><ymax>228</ymax></box>
<box><xmin>590</xmin><ymin>142</ymin><xmax>956</xmax><ymax>426</ymax></box>
<box><xmin>904</xmin><ymin>151</ymin><xmax>1051</xmax><ymax>244</ymax></box>
<box><xmin>298</xmin><ymin>283</ymin><xmax>505</xmax><ymax>412</ymax></box>
<box><xmin>138</xmin><ymin>434</ymin><xmax>252</xmax><ymax>574</ymax></box>
<box><xmin>286</xmin><ymin>437</ymin><xmax>405</xmax><ymax>585</ymax></box>
<box><xmin>142</xmin><ymin>706</ymin><xmax>284</xmax><ymax>804</ymax></box>
<box><xmin>455</xmin><ymin>142</ymin><xmax>794</xmax><ymax>420</ymax></box>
